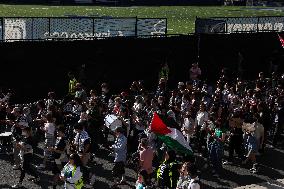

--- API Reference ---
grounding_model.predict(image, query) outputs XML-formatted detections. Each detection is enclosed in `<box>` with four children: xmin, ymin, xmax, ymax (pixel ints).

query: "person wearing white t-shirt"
<box><xmin>182</xmin><ymin>111</ymin><xmax>195</xmax><ymax>144</ymax></box>
<box><xmin>195</xmin><ymin>104</ymin><xmax>209</xmax><ymax>130</ymax></box>
<box><xmin>132</xmin><ymin>96</ymin><xmax>143</xmax><ymax>114</ymax></box>
<box><xmin>39</xmin><ymin>113</ymin><xmax>55</xmax><ymax>169</ymax></box>
<box><xmin>187</xmin><ymin>164</ymin><xmax>200</xmax><ymax>189</ymax></box>
<box><xmin>195</xmin><ymin>103</ymin><xmax>209</xmax><ymax>154</ymax></box>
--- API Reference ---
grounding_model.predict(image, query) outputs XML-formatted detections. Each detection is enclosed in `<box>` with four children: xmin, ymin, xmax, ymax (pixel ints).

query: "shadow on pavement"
<box><xmin>258</xmin><ymin>147</ymin><xmax>284</xmax><ymax>176</ymax></box>
<box><xmin>0</xmin><ymin>184</ymin><xmax>13</xmax><ymax>189</ymax></box>
<box><xmin>220</xmin><ymin>168</ymin><xmax>266</xmax><ymax>186</ymax></box>
<box><xmin>94</xmin><ymin>179</ymin><xmax>111</xmax><ymax>188</ymax></box>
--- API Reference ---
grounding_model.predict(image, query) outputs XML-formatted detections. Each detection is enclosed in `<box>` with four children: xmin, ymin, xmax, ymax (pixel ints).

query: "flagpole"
<box><xmin>197</xmin><ymin>33</ymin><xmax>201</xmax><ymax>63</ymax></box>
<box><xmin>195</xmin><ymin>16</ymin><xmax>201</xmax><ymax>64</ymax></box>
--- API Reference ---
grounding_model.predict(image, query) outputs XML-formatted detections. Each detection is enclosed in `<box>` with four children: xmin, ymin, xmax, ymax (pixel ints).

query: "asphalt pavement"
<box><xmin>0</xmin><ymin>136</ymin><xmax>283</xmax><ymax>189</ymax></box>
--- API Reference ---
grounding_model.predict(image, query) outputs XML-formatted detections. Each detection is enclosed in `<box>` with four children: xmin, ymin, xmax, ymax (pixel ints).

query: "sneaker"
<box><xmin>89</xmin><ymin>174</ymin><xmax>96</xmax><ymax>185</ymax></box>
<box><xmin>202</xmin><ymin>163</ymin><xmax>208</xmax><ymax>169</ymax></box>
<box><xmin>211</xmin><ymin>170</ymin><xmax>218</xmax><ymax>177</ymax></box>
<box><xmin>85</xmin><ymin>183</ymin><xmax>93</xmax><ymax>188</ymax></box>
<box><xmin>12</xmin><ymin>165</ymin><xmax>21</xmax><ymax>170</ymax></box>
<box><xmin>251</xmin><ymin>169</ymin><xmax>258</xmax><ymax>174</ymax></box>
<box><xmin>7</xmin><ymin>151</ymin><xmax>14</xmax><ymax>155</ymax></box>
<box><xmin>36</xmin><ymin>164</ymin><xmax>45</xmax><ymax>169</ymax></box>
<box><xmin>31</xmin><ymin>177</ymin><xmax>40</xmax><ymax>183</ymax></box>
<box><xmin>223</xmin><ymin>161</ymin><xmax>231</xmax><ymax>165</ymax></box>
<box><xmin>12</xmin><ymin>182</ymin><xmax>22</xmax><ymax>188</ymax></box>
<box><xmin>249</xmin><ymin>167</ymin><xmax>258</xmax><ymax>173</ymax></box>
<box><xmin>117</xmin><ymin>179</ymin><xmax>126</xmax><ymax>185</ymax></box>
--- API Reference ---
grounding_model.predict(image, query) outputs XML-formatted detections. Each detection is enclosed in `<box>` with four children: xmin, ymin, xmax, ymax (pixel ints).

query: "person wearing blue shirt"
<box><xmin>111</xmin><ymin>127</ymin><xmax>127</xmax><ymax>185</ymax></box>
<box><xmin>242</xmin><ymin>126</ymin><xmax>258</xmax><ymax>174</ymax></box>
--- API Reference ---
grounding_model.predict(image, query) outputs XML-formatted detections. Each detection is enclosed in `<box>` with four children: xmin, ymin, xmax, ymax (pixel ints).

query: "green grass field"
<box><xmin>1</xmin><ymin>4</ymin><xmax>284</xmax><ymax>34</ymax></box>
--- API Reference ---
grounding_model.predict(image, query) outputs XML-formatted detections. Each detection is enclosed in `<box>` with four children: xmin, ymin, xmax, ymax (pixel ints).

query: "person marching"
<box><xmin>9</xmin><ymin>107</ymin><xmax>27</xmax><ymax>170</ymax></box>
<box><xmin>242</xmin><ymin>125</ymin><xmax>258</xmax><ymax>174</ymax></box>
<box><xmin>49</xmin><ymin>125</ymin><xmax>68</xmax><ymax>189</ymax></box>
<box><xmin>157</xmin><ymin>150</ymin><xmax>180</xmax><ymax>189</ymax></box>
<box><xmin>12</xmin><ymin>127</ymin><xmax>39</xmax><ymax>188</ymax></box>
<box><xmin>60</xmin><ymin>153</ymin><xmax>84</xmax><ymax>189</ymax></box>
<box><xmin>71</xmin><ymin>121</ymin><xmax>94</xmax><ymax>188</ymax></box>
<box><xmin>159</xmin><ymin>62</ymin><xmax>170</xmax><ymax>82</ymax></box>
<box><xmin>187</xmin><ymin>164</ymin><xmax>201</xmax><ymax>189</ymax></box>
<box><xmin>38</xmin><ymin>113</ymin><xmax>56</xmax><ymax>169</ymax></box>
<box><xmin>73</xmin><ymin>122</ymin><xmax>91</xmax><ymax>167</ymax></box>
<box><xmin>68</xmin><ymin>72</ymin><xmax>78</xmax><ymax>98</ymax></box>
<box><xmin>135</xmin><ymin>169</ymin><xmax>151</xmax><ymax>189</ymax></box>
<box><xmin>111</xmin><ymin>127</ymin><xmax>127</xmax><ymax>185</ymax></box>
<box><xmin>138</xmin><ymin>138</ymin><xmax>154</xmax><ymax>178</ymax></box>
<box><xmin>176</xmin><ymin>162</ymin><xmax>191</xmax><ymax>189</ymax></box>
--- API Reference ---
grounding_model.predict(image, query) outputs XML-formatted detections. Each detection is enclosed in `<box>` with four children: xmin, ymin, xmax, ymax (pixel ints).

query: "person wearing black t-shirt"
<box><xmin>0</xmin><ymin>105</ymin><xmax>6</xmax><ymax>133</ymax></box>
<box><xmin>224</xmin><ymin>113</ymin><xmax>244</xmax><ymax>165</ymax></box>
<box><xmin>48</xmin><ymin>126</ymin><xmax>67</xmax><ymax>189</ymax></box>
<box><xmin>8</xmin><ymin>107</ymin><xmax>26</xmax><ymax>170</ymax></box>
<box><xmin>12</xmin><ymin>127</ymin><xmax>39</xmax><ymax>188</ymax></box>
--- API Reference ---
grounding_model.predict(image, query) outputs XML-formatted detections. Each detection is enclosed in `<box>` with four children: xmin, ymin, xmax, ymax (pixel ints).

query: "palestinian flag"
<box><xmin>278</xmin><ymin>33</ymin><xmax>284</xmax><ymax>48</ymax></box>
<box><xmin>150</xmin><ymin>112</ymin><xmax>193</xmax><ymax>156</ymax></box>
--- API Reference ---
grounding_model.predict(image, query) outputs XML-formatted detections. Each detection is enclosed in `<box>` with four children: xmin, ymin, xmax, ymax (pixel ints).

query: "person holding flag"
<box><xmin>149</xmin><ymin>112</ymin><xmax>193</xmax><ymax>157</ymax></box>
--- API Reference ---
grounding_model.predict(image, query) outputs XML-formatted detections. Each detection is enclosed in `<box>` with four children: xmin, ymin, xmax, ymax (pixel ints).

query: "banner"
<box><xmin>0</xmin><ymin>21</ymin><xmax>2</xmax><ymax>41</ymax></box>
<box><xmin>1</xmin><ymin>17</ymin><xmax>167</xmax><ymax>41</ymax></box>
<box><xmin>137</xmin><ymin>18</ymin><xmax>167</xmax><ymax>36</ymax></box>
<box><xmin>195</xmin><ymin>16</ymin><xmax>284</xmax><ymax>34</ymax></box>
<box><xmin>195</xmin><ymin>18</ymin><xmax>226</xmax><ymax>33</ymax></box>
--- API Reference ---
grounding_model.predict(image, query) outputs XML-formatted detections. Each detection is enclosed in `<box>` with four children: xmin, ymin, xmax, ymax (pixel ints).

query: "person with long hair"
<box><xmin>60</xmin><ymin>153</ymin><xmax>84</xmax><ymax>189</ymax></box>
<box><xmin>176</xmin><ymin>162</ymin><xmax>191</xmax><ymax>189</ymax></box>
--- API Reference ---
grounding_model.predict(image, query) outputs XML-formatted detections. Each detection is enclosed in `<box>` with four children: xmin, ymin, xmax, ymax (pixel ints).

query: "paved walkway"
<box><xmin>235</xmin><ymin>179</ymin><xmax>284</xmax><ymax>189</ymax></box>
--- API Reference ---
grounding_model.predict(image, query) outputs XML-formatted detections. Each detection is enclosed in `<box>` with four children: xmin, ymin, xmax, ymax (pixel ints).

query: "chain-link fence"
<box><xmin>195</xmin><ymin>16</ymin><xmax>284</xmax><ymax>34</ymax></box>
<box><xmin>0</xmin><ymin>17</ymin><xmax>167</xmax><ymax>42</ymax></box>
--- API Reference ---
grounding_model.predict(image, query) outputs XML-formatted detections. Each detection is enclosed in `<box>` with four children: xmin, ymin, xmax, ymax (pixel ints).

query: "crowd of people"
<box><xmin>0</xmin><ymin>63</ymin><xmax>283</xmax><ymax>189</ymax></box>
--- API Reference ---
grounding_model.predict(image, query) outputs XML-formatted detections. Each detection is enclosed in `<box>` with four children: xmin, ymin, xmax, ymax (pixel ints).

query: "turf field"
<box><xmin>0</xmin><ymin>4</ymin><xmax>284</xmax><ymax>34</ymax></box>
